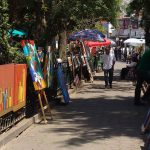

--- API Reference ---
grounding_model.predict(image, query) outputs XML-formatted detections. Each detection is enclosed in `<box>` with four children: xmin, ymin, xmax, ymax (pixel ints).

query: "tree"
<box><xmin>144</xmin><ymin>0</ymin><xmax>150</xmax><ymax>48</ymax></box>
<box><xmin>126</xmin><ymin>0</ymin><xmax>144</xmax><ymax>16</ymax></box>
<box><xmin>102</xmin><ymin>0</ymin><xmax>121</xmax><ymax>26</ymax></box>
<box><xmin>7</xmin><ymin>0</ymin><xmax>121</xmax><ymax>60</ymax></box>
<box><xmin>127</xmin><ymin>0</ymin><xmax>150</xmax><ymax>48</ymax></box>
<box><xmin>47</xmin><ymin>0</ymin><xmax>121</xmax><ymax>59</ymax></box>
<box><xmin>0</xmin><ymin>0</ymin><xmax>10</xmax><ymax>64</ymax></box>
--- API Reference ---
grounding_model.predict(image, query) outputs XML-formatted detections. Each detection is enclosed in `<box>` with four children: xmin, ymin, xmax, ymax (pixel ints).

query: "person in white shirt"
<box><xmin>102</xmin><ymin>46</ymin><xmax>116</xmax><ymax>88</ymax></box>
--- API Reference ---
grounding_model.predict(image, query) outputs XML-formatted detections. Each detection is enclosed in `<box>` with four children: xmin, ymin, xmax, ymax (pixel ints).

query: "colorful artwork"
<box><xmin>0</xmin><ymin>87</ymin><xmax>13</xmax><ymax>112</ymax></box>
<box><xmin>14</xmin><ymin>64</ymin><xmax>27</xmax><ymax>109</ymax></box>
<box><xmin>0</xmin><ymin>64</ymin><xmax>27</xmax><ymax>115</ymax></box>
<box><xmin>0</xmin><ymin>64</ymin><xmax>15</xmax><ymax>114</ymax></box>
<box><xmin>37</xmin><ymin>47</ymin><xmax>44</xmax><ymax>63</ymax></box>
<box><xmin>43</xmin><ymin>46</ymin><xmax>54</xmax><ymax>88</ymax></box>
<box><xmin>21</xmin><ymin>40</ymin><xmax>46</xmax><ymax>91</ymax></box>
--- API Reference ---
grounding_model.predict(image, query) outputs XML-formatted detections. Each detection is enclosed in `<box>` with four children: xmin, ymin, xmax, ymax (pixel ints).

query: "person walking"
<box><xmin>114</xmin><ymin>47</ymin><xmax>118</xmax><ymax>61</ymax></box>
<box><xmin>117</xmin><ymin>46</ymin><xmax>122</xmax><ymax>61</ymax></box>
<box><xmin>102</xmin><ymin>46</ymin><xmax>116</xmax><ymax>88</ymax></box>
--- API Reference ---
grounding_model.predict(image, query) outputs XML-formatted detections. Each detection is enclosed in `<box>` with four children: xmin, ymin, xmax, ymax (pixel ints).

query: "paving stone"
<box><xmin>1</xmin><ymin>62</ymin><xmax>148</xmax><ymax>150</ymax></box>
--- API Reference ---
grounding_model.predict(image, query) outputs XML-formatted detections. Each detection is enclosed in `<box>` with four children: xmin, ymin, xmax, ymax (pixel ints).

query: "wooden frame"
<box><xmin>37</xmin><ymin>90</ymin><xmax>52</xmax><ymax>123</ymax></box>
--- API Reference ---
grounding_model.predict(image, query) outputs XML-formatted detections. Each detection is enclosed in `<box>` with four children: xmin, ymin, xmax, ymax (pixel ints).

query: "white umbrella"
<box><xmin>124</xmin><ymin>38</ymin><xmax>145</xmax><ymax>46</ymax></box>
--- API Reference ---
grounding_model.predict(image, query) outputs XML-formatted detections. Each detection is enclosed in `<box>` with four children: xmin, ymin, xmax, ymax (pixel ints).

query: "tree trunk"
<box><xmin>58</xmin><ymin>30</ymin><xmax>67</xmax><ymax>60</ymax></box>
<box><xmin>35</xmin><ymin>0</ymin><xmax>47</xmax><ymax>46</ymax></box>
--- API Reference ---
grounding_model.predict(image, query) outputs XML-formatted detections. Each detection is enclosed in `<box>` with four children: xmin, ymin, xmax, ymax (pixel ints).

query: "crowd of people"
<box><xmin>90</xmin><ymin>39</ymin><xmax>150</xmax><ymax>106</ymax></box>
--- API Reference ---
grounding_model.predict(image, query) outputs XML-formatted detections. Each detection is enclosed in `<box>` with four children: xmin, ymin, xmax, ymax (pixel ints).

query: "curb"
<box><xmin>0</xmin><ymin>113</ymin><xmax>40</xmax><ymax>149</ymax></box>
<box><xmin>0</xmin><ymin>82</ymin><xmax>84</xmax><ymax>148</ymax></box>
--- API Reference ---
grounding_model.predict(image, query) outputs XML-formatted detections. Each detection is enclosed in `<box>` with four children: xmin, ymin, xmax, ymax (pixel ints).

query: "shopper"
<box><xmin>120</xmin><ymin>56</ymin><xmax>138</xmax><ymax>80</ymax></box>
<box><xmin>101</xmin><ymin>46</ymin><xmax>116</xmax><ymax>88</ymax></box>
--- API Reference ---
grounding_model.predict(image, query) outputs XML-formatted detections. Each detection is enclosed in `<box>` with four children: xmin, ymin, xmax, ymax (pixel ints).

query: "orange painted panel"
<box><xmin>0</xmin><ymin>64</ymin><xmax>15</xmax><ymax>114</ymax></box>
<box><xmin>14</xmin><ymin>64</ymin><xmax>27</xmax><ymax>108</ymax></box>
<box><xmin>0</xmin><ymin>64</ymin><xmax>27</xmax><ymax>116</ymax></box>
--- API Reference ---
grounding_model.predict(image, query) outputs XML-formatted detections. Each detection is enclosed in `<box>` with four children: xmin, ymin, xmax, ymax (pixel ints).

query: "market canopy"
<box><xmin>124</xmin><ymin>38</ymin><xmax>145</xmax><ymax>46</ymax></box>
<box><xmin>84</xmin><ymin>38</ymin><xmax>111</xmax><ymax>47</ymax></box>
<box><xmin>68</xmin><ymin>29</ymin><xmax>105</xmax><ymax>42</ymax></box>
<box><xmin>8</xmin><ymin>29</ymin><xmax>27</xmax><ymax>37</ymax></box>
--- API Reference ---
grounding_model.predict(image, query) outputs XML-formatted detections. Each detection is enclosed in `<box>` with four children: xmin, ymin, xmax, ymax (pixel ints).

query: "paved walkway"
<box><xmin>1</xmin><ymin>61</ymin><xmax>148</xmax><ymax>150</ymax></box>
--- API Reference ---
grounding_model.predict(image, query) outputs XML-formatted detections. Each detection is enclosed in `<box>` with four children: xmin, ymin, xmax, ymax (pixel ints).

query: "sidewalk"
<box><xmin>1</xmin><ymin>61</ymin><xmax>148</xmax><ymax>150</ymax></box>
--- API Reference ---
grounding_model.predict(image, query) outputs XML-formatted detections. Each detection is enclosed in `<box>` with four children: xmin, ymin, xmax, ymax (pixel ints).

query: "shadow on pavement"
<box><xmin>42</xmin><ymin>95</ymin><xmax>148</xmax><ymax>147</ymax></box>
<box><xmin>42</xmin><ymin>64</ymin><xmax>148</xmax><ymax>148</ymax></box>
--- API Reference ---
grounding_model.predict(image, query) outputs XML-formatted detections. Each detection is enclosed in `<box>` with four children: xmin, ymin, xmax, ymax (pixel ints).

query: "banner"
<box><xmin>21</xmin><ymin>40</ymin><xmax>46</xmax><ymax>91</ymax></box>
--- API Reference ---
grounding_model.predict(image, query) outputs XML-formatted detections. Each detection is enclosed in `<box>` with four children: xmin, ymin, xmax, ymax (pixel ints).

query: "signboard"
<box><xmin>131</xmin><ymin>19</ymin><xmax>138</xmax><ymax>29</ymax></box>
<box><xmin>118</xmin><ymin>18</ymin><xmax>130</xmax><ymax>29</ymax></box>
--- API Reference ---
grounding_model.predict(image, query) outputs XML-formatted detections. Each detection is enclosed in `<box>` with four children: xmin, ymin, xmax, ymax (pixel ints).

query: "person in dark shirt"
<box><xmin>114</xmin><ymin>47</ymin><xmax>118</xmax><ymax>61</ymax></box>
<box><xmin>134</xmin><ymin>48</ymin><xmax>150</xmax><ymax>105</ymax></box>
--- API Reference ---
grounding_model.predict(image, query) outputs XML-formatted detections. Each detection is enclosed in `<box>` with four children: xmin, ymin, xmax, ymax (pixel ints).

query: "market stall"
<box><xmin>84</xmin><ymin>38</ymin><xmax>111</xmax><ymax>47</ymax></box>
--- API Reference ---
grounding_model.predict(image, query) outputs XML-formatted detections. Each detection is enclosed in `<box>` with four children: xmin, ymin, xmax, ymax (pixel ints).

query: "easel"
<box><xmin>21</xmin><ymin>41</ymin><xmax>53</xmax><ymax>123</ymax></box>
<box><xmin>81</xmin><ymin>41</ymin><xmax>94</xmax><ymax>83</ymax></box>
<box><xmin>37</xmin><ymin>90</ymin><xmax>53</xmax><ymax>123</ymax></box>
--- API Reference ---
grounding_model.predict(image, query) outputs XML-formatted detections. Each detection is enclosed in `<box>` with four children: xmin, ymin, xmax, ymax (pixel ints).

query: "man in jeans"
<box><xmin>102</xmin><ymin>46</ymin><xmax>116</xmax><ymax>88</ymax></box>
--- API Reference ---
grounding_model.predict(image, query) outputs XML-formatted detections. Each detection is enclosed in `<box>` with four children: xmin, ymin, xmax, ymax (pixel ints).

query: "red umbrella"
<box><xmin>84</xmin><ymin>38</ymin><xmax>111</xmax><ymax>47</ymax></box>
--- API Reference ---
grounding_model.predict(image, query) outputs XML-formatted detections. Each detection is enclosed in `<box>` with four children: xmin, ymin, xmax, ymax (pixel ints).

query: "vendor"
<box><xmin>120</xmin><ymin>56</ymin><xmax>138</xmax><ymax>80</ymax></box>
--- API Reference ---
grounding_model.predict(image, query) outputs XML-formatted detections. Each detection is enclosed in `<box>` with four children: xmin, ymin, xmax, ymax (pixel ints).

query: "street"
<box><xmin>1</xmin><ymin>61</ymin><xmax>148</xmax><ymax>150</ymax></box>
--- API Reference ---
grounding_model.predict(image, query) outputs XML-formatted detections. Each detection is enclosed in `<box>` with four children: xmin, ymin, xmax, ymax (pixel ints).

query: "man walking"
<box><xmin>102</xmin><ymin>46</ymin><xmax>116</xmax><ymax>88</ymax></box>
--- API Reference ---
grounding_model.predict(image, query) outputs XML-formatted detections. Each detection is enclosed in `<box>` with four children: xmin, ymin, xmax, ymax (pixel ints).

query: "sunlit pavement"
<box><xmin>1</xmin><ymin>61</ymin><xmax>148</xmax><ymax>150</ymax></box>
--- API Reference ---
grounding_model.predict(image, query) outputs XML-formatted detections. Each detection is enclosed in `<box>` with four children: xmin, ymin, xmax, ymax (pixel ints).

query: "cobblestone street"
<box><xmin>1</xmin><ymin>62</ymin><xmax>148</xmax><ymax>150</ymax></box>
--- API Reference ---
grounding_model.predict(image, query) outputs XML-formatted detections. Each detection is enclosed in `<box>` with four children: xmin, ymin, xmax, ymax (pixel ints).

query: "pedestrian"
<box><xmin>127</xmin><ymin>52</ymin><xmax>132</xmax><ymax>64</ymax></box>
<box><xmin>134</xmin><ymin>48</ymin><xmax>150</xmax><ymax>105</ymax></box>
<box><xmin>101</xmin><ymin>46</ymin><xmax>116</xmax><ymax>88</ymax></box>
<box><xmin>114</xmin><ymin>47</ymin><xmax>118</xmax><ymax>61</ymax></box>
<box><xmin>124</xmin><ymin>47</ymin><xmax>127</xmax><ymax>62</ymax></box>
<box><xmin>120</xmin><ymin>56</ymin><xmax>138</xmax><ymax>80</ymax></box>
<box><xmin>117</xmin><ymin>46</ymin><xmax>122</xmax><ymax>61</ymax></box>
<box><xmin>91</xmin><ymin>47</ymin><xmax>97</xmax><ymax>71</ymax></box>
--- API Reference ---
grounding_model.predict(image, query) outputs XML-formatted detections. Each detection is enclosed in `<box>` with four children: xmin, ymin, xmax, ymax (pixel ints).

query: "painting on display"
<box><xmin>43</xmin><ymin>46</ymin><xmax>54</xmax><ymax>88</ymax></box>
<box><xmin>37</xmin><ymin>47</ymin><xmax>44</xmax><ymax>63</ymax></box>
<box><xmin>21</xmin><ymin>40</ymin><xmax>46</xmax><ymax>91</ymax></box>
<box><xmin>14</xmin><ymin>64</ymin><xmax>27</xmax><ymax>111</ymax></box>
<box><xmin>0</xmin><ymin>64</ymin><xmax>14</xmax><ymax>113</ymax></box>
<box><xmin>0</xmin><ymin>64</ymin><xmax>27</xmax><ymax>115</ymax></box>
